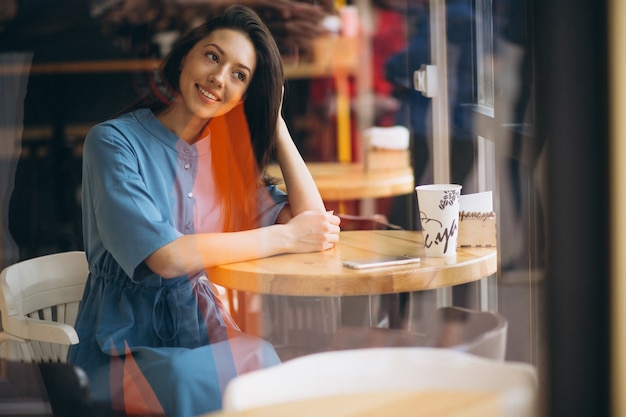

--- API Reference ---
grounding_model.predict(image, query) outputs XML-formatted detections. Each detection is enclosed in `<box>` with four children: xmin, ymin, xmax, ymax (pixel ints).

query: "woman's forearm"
<box><xmin>145</xmin><ymin>210</ymin><xmax>338</xmax><ymax>278</ymax></box>
<box><xmin>145</xmin><ymin>225</ymin><xmax>289</xmax><ymax>278</ymax></box>
<box><xmin>274</xmin><ymin>118</ymin><xmax>326</xmax><ymax>215</ymax></box>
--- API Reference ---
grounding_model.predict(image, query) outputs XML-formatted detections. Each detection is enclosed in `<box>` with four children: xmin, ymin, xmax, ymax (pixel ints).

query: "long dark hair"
<box><xmin>123</xmin><ymin>5</ymin><xmax>284</xmax><ymax>231</ymax></box>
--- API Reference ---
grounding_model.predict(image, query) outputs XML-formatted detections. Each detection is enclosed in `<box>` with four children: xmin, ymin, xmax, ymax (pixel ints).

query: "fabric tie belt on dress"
<box><xmin>152</xmin><ymin>286</ymin><xmax>180</xmax><ymax>342</ymax></box>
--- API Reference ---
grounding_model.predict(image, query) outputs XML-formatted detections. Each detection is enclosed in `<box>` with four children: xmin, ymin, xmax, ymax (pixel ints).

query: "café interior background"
<box><xmin>1</xmin><ymin>0</ymin><xmax>621</xmax><ymax>415</ymax></box>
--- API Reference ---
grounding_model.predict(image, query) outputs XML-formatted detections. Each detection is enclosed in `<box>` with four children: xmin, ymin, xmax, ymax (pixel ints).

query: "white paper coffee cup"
<box><xmin>415</xmin><ymin>184</ymin><xmax>462</xmax><ymax>257</ymax></box>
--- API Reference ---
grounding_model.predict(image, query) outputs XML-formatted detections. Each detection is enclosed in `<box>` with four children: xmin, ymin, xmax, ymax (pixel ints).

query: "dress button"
<box><xmin>187</xmin><ymin>192</ymin><xmax>193</xmax><ymax>198</ymax></box>
<box><xmin>184</xmin><ymin>163</ymin><xmax>191</xmax><ymax>170</ymax></box>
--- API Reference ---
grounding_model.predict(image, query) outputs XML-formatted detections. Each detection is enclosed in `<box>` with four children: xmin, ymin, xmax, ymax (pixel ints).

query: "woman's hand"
<box><xmin>283</xmin><ymin>210</ymin><xmax>341</xmax><ymax>252</ymax></box>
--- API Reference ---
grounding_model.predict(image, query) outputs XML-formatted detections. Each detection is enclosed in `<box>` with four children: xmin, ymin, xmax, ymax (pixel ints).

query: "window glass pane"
<box><xmin>475</xmin><ymin>0</ymin><xmax>494</xmax><ymax>110</ymax></box>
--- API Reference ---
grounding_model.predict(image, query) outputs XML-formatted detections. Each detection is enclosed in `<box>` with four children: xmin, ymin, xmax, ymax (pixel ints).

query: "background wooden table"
<box><xmin>266</xmin><ymin>162</ymin><xmax>414</xmax><ymax>202</ymax></box>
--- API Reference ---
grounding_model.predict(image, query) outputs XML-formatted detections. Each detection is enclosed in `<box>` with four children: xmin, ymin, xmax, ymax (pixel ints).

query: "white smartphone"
<box><xmin>342</xmin><ymin>255</ymin><xmax>421</xmax><ymax>269</ymax></box>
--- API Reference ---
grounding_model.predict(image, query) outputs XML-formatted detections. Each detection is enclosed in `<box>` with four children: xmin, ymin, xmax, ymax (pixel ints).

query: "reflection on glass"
<box><xmin>475</xmin><ymin>0</ymin><xmax>494</xmax><ymax>111</ymax></box>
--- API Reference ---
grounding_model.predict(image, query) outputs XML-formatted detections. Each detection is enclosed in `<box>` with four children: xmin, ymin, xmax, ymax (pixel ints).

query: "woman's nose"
<box><xmin>210</xmin><ymin>69</ymin><xmax>225</xmax><ymax>87</ymax></box>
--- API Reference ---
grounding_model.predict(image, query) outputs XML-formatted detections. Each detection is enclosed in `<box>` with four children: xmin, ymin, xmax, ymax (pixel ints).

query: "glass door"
<box><xmin>388</xmin><ymin>0</ymin><xmax>544</xmax><ymax>368</ymax></box>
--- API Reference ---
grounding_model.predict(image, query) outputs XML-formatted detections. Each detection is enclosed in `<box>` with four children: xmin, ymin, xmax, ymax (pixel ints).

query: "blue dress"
<box><xmin>68</xmin><ymin>109</ymin><xmax>285</xmax><ymax>417</ymax></box>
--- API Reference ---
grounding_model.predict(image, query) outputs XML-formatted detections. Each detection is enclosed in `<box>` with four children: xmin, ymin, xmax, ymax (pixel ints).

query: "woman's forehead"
<box><xmin>198</xmin><ymin>29</ymin><xmax>255</xmax><ymax>58</ymax></box>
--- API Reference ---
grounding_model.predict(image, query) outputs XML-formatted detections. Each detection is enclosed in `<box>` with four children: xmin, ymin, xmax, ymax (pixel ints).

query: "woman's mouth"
<box><xmin>197</xmin><ymin>84</ymin><xmax>220</xmax><ymax>101</ymax></box>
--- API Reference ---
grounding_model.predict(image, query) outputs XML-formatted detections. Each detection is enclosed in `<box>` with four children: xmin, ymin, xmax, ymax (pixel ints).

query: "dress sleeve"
<box><xmin>255</xmin><ymin>184</ymin><xmax>288</xmax><ymax>227</ymax></box>
<box><xmin>82</xmin><ymin>124</ymin><xmax>182</xmax><ymax>279</ymax></box>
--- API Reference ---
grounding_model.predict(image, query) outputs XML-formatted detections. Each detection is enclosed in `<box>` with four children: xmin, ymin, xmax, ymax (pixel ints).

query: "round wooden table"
<box><xmin>210</xmin><ymin>230</ymin><xmax>497</xmax><ymax>355</ymax></box>
<box><xmin>209</xmin><ymin>230</ymin><xmax>497</xmax><ymax>297</ymax></box>
<box><xmin>266</xmin><ymin>162</ymin><xmax>415</xmax><ymax>202</ymax></box>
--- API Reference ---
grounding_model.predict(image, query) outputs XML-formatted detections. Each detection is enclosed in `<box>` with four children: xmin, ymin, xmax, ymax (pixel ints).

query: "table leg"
<box><xmin>236</xmin><ymin>291</ymin><xmax>248</xmax><ymax>332</ymax></box>
<box><xmin>480</xmin><ymin>274</ymin><xmax>498</xmax><ymax>311</ymax></box>
<box><xmin>263</xmin><ymin>295</ymin><xmax>343</xmax><ymax>361</ymax></box>
<box><xmin>435</xmin><ymin>287</ymin><xmax>453</xmax><ymax>308</ymax></box>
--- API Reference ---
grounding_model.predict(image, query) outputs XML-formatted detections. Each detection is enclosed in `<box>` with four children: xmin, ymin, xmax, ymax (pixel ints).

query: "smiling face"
<box><xmin>174</xmin><ymin>28</ymin><xmax>257</xmax><ymax>122</ymax></box>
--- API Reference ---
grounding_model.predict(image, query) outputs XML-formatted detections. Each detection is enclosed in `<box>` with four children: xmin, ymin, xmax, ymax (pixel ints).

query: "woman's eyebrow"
<box><xmin>203</xmin><ymin>42</ymin><xmax>225</xmax><ymax>55</ymax></box>
<box><xmin>203</xmin><ymin>42</ymin><xmax>252</xmax><ymax>75</ymax></box>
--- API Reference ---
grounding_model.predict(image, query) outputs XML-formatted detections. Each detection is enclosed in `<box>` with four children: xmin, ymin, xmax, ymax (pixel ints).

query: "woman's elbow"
<box><xmin>144</xmin><ymin>242</ymin><xmax>190</xmax><ymax>278</ymax></box>
<box><xmin>145</xmin><ymin>256</ymin><xmax>183</xmax><ymax>278</ymax></box>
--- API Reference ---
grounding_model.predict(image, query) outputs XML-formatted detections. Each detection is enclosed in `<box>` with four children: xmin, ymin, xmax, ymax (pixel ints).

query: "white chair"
<box><xmin>0</xmin><ymin>251</ymin><xmax>88</xmax><ymax>362</ymax></box>
<box><xmin>222</xmin><ymin>347</ymin><xmax>538</xmax><ymax>417</ymax></box>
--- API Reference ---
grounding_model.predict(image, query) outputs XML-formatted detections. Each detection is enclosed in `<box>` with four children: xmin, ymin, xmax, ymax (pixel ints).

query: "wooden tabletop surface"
<box><xmin>208</xmin><ymin>230</ymin><xmax>497</xmax><ymax>296</ymax></box>
<box><xmin>201</xmin><ymin>390</ymin><xmax>502</xmax><ymax>417</ymax></box>
<box><xmin>266</xmin><ymin>162</ymin><xmax>414</xmax><ymax>201</ymax></box>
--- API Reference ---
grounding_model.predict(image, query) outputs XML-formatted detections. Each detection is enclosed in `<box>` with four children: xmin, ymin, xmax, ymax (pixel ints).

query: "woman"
<box><xmin>68</xmin><ymin>5</ymin><xmax>340</xmax><ymax>417</ymax></box>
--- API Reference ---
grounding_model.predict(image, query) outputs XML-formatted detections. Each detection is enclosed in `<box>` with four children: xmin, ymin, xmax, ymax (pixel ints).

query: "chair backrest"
<box><xmin>329</xmin><ymin>306</ymin><xmax>508</xmax><ymax>361</ymax></box>
<box><xmin>424</xmin><ymin>306</ymin><xmax>508</xmax><ymax>361</ymax></box>
<box><xmin>222</xmin><ymin>347</ymin><xmax>538</xmax><ymax>417</ymax></box>
<box><xmin>0</xmin><ymin>251</ymin><xmax>88</xmax><ymax>362</ymax></box>
<box><xmin>337</xmin><ymin>213</ymin><xmax>403</xmax><ymax>231</ymax></box>
<box><xmin>0</xmin><ymin>358</ymin><xmax>53</xmax><ymax>416</ymax></box>
<box><xmin>0</xmin><ymin>358</ymin><xmax>109</xmax><ymax>417</ymax></box>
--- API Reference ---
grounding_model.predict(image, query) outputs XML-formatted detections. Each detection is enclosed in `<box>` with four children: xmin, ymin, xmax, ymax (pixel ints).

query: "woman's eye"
<box><xmin>234</xmin><ymin>72</ymin><xmax>246</xmax><ymax>82</ymax></box>
<box><xmin>206</xmin><ymin>52</ymin><xmax>218</xmax><ymax>62</ymax></box>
